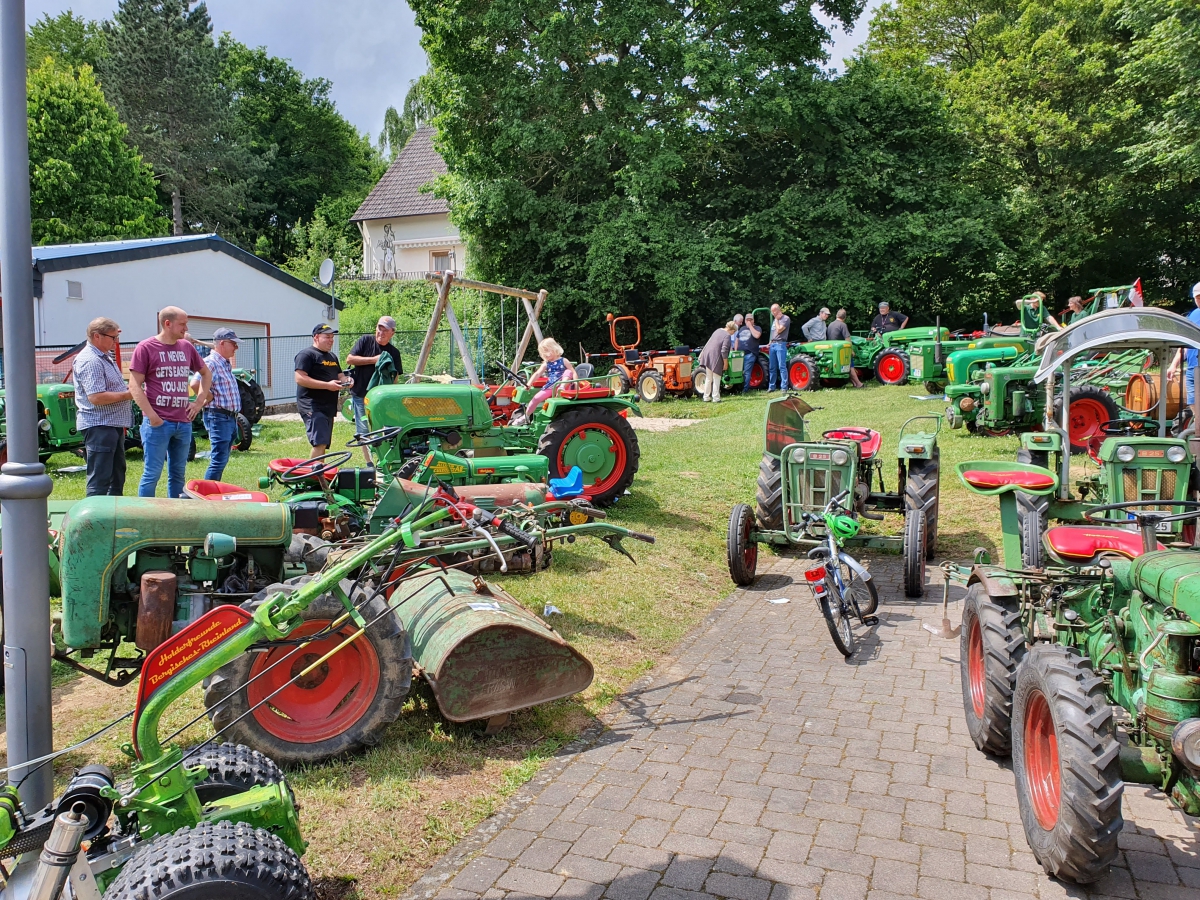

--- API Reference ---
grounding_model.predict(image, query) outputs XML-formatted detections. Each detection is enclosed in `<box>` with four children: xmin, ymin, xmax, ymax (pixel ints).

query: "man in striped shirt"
<box><xmin>73</xmin><ymin>317</ymin><xmax>133</xmax><ymax>496</ymax></box>
<box><xmin>201</xmin><ymin>327</ymin><xmax>242</xmax><ymax>481</ymax></box>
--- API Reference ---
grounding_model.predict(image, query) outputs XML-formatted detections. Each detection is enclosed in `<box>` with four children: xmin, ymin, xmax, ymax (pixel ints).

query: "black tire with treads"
<box><xmin>755</xmin><ymin>453</ymin><xmax>783</xmax><ymax>530</ymax></box>
<box><xmin>902</xmin><ymin>509</ymin><xmax>927</xmax><ymax>597</ymax></box>
<box><xmin>727</xmin><ymin>503</ymin><xmax>758</xmax><ymax>585</ymax></box>
<box><xmin>959</xmin><ymin>583</ymin><xmax>1026</xmax><ymax>755</ymax></box>
<box><xmin>1015</xmin><ymin>449</ymin><xmax>1049</xmax><ymax>568</ymax></box>
<box><xmin>239</xmin><ymin>379</ymin><xmax>267</xmax><ymax>424</ymax></box>
<box><xmin>235</xmin><ymin>413</ymin><xmax>254</xmax><ymax>451</ymax></box>
<box><xmin>189</xmin><ymin>742</ymin><xmax>287</xmax><ymax>804</ymax></box>
<box><xmin>904</xmin><ymin>454</ymin><xmax>940</xmax><ymax>559</ymax></box>
<box><xmin>1012</xmin><ymin>644</ymin><xmax>1122</xmax><ymax>882</ymax></box>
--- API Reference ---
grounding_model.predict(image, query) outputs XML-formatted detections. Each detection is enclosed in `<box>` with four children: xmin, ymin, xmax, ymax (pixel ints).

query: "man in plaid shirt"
<box><xmin>73</xmin><ymin>317</ymin><xmax>133</xmax><ymax>496</ymax></box>
<box><xmin>200</xmin><ymin>327</ymin><xmax>242</xmax><ymax>481</ymax></box>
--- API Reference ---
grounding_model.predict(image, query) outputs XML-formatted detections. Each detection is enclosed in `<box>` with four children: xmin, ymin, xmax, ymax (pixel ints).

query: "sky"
<box><xmin>28</xmin><ymin>1</ymin><xmax>882</xmax><ymax>142</ymax></box>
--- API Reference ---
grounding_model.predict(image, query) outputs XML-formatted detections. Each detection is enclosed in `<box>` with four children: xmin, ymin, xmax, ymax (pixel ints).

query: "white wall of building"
<box><xmin>358</xmin><ymin>213</ymin><xmax>466</xmax><ymax>278</ymax></box>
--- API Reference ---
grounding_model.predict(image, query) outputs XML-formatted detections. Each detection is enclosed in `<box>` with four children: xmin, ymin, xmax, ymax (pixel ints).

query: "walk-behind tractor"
<box><xmin>726</xmin><ymin>395</ymin><xmax>942</xmax><ymax>597</ymax></box>
<box><xmin>0</xmin><ymin>483</ymin><xmax>653</xmax><ymax>897</ymax></box>
<box><xmin>584</xmin><ymin>313</ymin><xmax>693</xmax><ymax>401</ymax></box>
<box><xmin>942</xmin><ymin>458</ymin><xmax>1200</xmax><ymax>884</ymax></box>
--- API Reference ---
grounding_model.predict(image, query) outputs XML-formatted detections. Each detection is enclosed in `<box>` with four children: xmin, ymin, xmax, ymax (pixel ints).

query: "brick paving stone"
<box><xmin>409</xmin><ymin>559</ymin><xmax>1200</xmax><ymax>900</ymax></box>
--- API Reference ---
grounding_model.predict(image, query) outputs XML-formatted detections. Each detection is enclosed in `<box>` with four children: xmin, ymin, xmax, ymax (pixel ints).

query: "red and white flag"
<box><xmin>1130</xmin><ymin>278</ymin><xmax>1144</xmax><ymax>306</ymax></box>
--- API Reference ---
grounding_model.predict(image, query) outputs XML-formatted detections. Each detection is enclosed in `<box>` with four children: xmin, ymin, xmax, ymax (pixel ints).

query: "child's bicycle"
<box><xmin>798</xmin><ymin>490</ymin><xmax>880</xmax><ymax>657</ymax></box>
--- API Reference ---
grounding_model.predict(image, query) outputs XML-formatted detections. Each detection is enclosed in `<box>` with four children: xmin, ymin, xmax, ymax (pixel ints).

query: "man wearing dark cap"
<box><xmin>201</xmin><ymin>327</ymin><xmax>244</xmax><ymax>480</ymax></box>
<box><xmin>295</xmin><ymin>323</ymin><xmax>350</xmax><ymax>456</ymax></box>
<box><xmin>870</xmin><ymin>301</ymin><xmax>908</xmax><ymax>335</ymax></box>
<box><xmin>346</xmin><ymin>315</ymin><xmax>403</xmax><ymax>463</ymax></box>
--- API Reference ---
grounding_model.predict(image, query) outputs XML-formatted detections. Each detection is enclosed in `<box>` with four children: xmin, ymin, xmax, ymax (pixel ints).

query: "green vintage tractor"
<box><xmin>947</xmin><ymin>459</ymin><xmax>1200</xmax><ymax>883</ymax></box>
<box><xmin>727</xmin><ymin>394</ymin><xmax>942</xmax><ymax>596</ymax></box>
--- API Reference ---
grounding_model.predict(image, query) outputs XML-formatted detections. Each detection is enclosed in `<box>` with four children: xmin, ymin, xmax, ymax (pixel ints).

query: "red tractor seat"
<box><xmin>184</xmin><ymin>479</ymin><xmax>270</xmax><ymax>502</ymax></box>
<box><xmin>268</xmin><ymin>458</ymin><xmax>337</xmax><ymax>480</ymax></box>
<box><xmin>559</xmin><ymin>383</ymin><xmax>614</xmax><ymax>400</ymax></box>
<box><xmin>825</xmin><ymin>429</ymin><xmax>882</xmax><ymax>459</ymax></box>
<box><xmin>962</xmin><ymin>469</ymin><xmax>1056</xmax><ymax>491</ymax></box>
<box><xmin>1045</xmin><ymin>525</ymin><xmax>1163</xmax><ymax>561</ymax></box>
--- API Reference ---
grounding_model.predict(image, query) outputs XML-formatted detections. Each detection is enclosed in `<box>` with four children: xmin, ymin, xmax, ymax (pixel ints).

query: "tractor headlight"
<box><xmin>791</xmin><ymin>449</ymin><xmax>805</xmax><ymax>463</ymax></box>
<box><xmin>980</xmin><ymin>381</ymin><xmax>991</xmax><ymax>395</ymax></box>
<box><xmin>1116</xmin><ymin>445</ymin><xmax>1135</xmax><ymax>462</ymax></box>
<box><xmin>832</xmin><ymin>449</ymin><xmax>849</xmax><ymax>466</ymax></box>
<box><xmin>1167</xmin><ymin>445</ymin><xmax>1187</xmax><ymax>463</ymax></box>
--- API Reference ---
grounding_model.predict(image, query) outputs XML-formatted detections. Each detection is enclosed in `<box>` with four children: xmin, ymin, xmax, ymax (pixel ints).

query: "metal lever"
<box><xmin>472</xmin><ymin>527</ymin><xmax>507</xmax><ymax>573</ymax></box>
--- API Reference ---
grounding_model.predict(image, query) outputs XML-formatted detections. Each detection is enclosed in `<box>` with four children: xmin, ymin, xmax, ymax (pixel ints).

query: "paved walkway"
<box><xmin>406</xmin><ymin>556</ymin><xmax>1200</xmax><ymax>900</ymax></box>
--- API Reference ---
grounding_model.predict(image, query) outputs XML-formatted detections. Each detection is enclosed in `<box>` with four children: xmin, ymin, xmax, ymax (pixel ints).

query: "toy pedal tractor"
<box><xmin>947</xmin><ymin>460</ymin><xmax>1200</xmax><ymax>883</ymax></box>
<box><xmin>726</xmin><ymin>395</ymin><xmax>942</xmax><ymax>597</ymax></box>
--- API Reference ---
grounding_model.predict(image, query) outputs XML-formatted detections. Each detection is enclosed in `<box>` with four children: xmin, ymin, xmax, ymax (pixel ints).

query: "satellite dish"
<box><xmin>318</xmin><ymin>258</ymin><xmax>335</xmax><ymax>287</ymax></box>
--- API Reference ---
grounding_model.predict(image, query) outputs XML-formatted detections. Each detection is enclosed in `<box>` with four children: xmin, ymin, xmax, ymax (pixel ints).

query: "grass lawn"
<box><xmin>9</xmin><ymin>384</ymin><xmax>1031</xmax><ymax>898</ymax></box>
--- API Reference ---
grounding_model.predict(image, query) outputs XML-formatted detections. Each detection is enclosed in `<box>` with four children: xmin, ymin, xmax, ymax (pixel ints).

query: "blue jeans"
<box><xmin>1187</xmin><ymin>366</ymin><xmax>1195</xmax><ymax>406</ymax></box>
<box><xmin>202</xmin><ymin>410</ymin><xmax>236</xmax><ymax>481</ymax></box>
<box><xmin>767</xmin><ymin>342</ymin><xmax>788</xmax><ymax>392</ymax></box>
<box><xmin>741</xmin><ymin>350</ymin><xmax>759</xmax><ymax>393</ymax></box>
<box><xmin>351</xmin><ymin>394</ymin><xmax>368</xmax><ymax>433</ymax></box>
<box><xmin>139</xmin><ymin>419</ymin><xmax>192</xmax><ymax>498</ymax></box>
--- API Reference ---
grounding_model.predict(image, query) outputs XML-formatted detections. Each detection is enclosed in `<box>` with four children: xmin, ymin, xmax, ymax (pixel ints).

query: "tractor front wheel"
<box><xmin>205</xmin><ymin>576</ymin><xmax>413</xmax><ymax>766</ymax></box>
<box><xmin>727</xmin><ymin>504</ymin><xmax>758</xmax><ymax>585</ymax></box>
<box><xmin>538</xmin><ymin>405</ymin><xmax>640</xmax><ymax>506</ymax></box>
<box><xmin>755</xmin><ymin>453</ymin><xmax>783</xmax><ymax>530</ymax></box>
<box><xmin>903</xmin><ymin>509</ymin><xmax>927</xmax><ymax>597</ymax></box>
<box><xmin>905</xmin><ymin>455</ymin><xmax>940</xmax><ymax>559</ymax></box>
<box><xmin>788</xmin><ymin>356</ymin><xmax>818</xmax><ymax>391</ymax></box>
<box><xmin>102</xmin><ymin>820</ymin><xmax>312</xmax><ymax>900</ymax></box>
<box><xmin>748</xmin><ymin>360</ymin><xmax>766</xmax><ymax>389</ymax></box>
<box><xmin>923</xmin><ymin>381</ymin><xmax>945</xmax><ymax>395</ymax></box>
<box><xmin>1015</xmin><ymin>449</ymin><xmax>1048</xmax><ymax>568</ymax></box>
<box><xmin>693</xmin><ymin>367</ymin><xmax>709</xmax><ymax>398</ymax></box>
<box><xmin>637</xmin><ymin>369</ymin><xmax>665</xmax><ymax>402</ymax></box>
<box><xmin>874</xmin><ymin>351</ymin><xmax>909</xmax><ymax>385</ymax></box>
<box><xmin>960</xmin><ymin>583</ymin><xmax>1026</xmax><ymax>755</ymax></box>
<box><xmin>1012</xmin><ymin>644</ymin><xmax>1122</xmax><ymax>882</ymax></box>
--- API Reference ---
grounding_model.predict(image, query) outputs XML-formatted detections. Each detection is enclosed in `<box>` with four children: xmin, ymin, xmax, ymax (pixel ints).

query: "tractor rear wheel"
<box><xmin>235</xmin><ymin>413</ymin><xmax>254</xmax><ymax>452</ymax></box>
<box><xmin>960</xmin><ymin>583</ymin><xmax>1026</xmax><ymax>755</ymax></box>
<box><xmin>727</xmin><ymin>503</ymin><xmax>758</xmax><ymax>585</ymax></box>
<box><xmin>1012</xmin><ymin>644</ymin><xmax>1122</xmax><ymax>882</ymax></box>
<box><xmin>874</xmin><ymin>351</ymin><xmax>909</xmax><ymax>385</ymax></box>
<box><xmin>1053</xmin><ymin>385</ymin><xmax>1120</xmax><ymax>455</ymax></box>
<box><xmin>788</xmin><ymin>356</ymin><xmax>818</xmax><ymax>391</ymax></box>
<box><xmin>606</xmin><ymin>367</ymin><xmax>632</xmax><ymax>395</ymax></box>
<box><xmin>692</xmin><ymin>367</ymin><xmax>709</xmax><ymax>398</ymax></box>
<box><xmin>538</xmin><ymin>405</ymin><xmax>640</xmax><ymax>506</ymax></box>
<box><xmin>1015</xmin><ymin>449</ymin><xmax>1049</xmax><ymax>569</ymax></box>
<box><xmin>238</xmin><ymin>379</ymin><xmax>267</xmax><ymax>424</ymax></box>
<box><xmin>754</xmin><ymin>453</ymin><xmax>783</xmax><ymax>530</ymax></box>
<box><xmin>637</xmin><ymin>369</ymin><xmax>665</xmax><ymax>402</ymax></box>
<box><xmin>905</xmin><ymin>455</ymin><xmax>940</xmax><ymax>559</ymax></box>
<box><xmin>103</xmin><ymin>820</ymin><xmax>312</xmax><ymax>900</ymax></box>
<box><xmin>205</xmin><ymin>576</ymin><xmax>412</xmax><ymax>766</ymax></box>
<box><xmin>903</xmin><ymin>509</ymin><xmax>927</xmax><ymax>597</ymax></box>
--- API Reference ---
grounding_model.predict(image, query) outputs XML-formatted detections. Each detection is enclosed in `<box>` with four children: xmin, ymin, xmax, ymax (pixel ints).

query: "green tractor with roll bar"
<box><xmin>940</xmin><ymin>456</ymin><xmax>1200</xmax><ymax>884</ymax></box>
<box><xmin>0</xmin><ymin>482</ymin><xmax>653</xmax><ymax>899</ymax></box>
<box><xmin>725</xmin><ymin>394</ymin><xmax>942</xmax><ymax>597</ymax></box>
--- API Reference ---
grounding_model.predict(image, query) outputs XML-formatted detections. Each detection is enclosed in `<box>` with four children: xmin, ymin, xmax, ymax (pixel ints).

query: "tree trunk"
<box><xmin>172</xmin><ymin>190</ymin><xmax>183</xmax><ymax>236</ymax></box>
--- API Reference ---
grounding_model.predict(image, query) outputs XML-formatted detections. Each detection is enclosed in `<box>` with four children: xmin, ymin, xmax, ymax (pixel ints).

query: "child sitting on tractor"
<box><xmin>522</xmin><ymin>337</ymin><xmax>576</xmax><ymax>420</ymax></box>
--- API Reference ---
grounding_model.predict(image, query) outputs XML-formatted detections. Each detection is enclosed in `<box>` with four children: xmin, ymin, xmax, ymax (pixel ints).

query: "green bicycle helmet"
<box><xmin>825</xmin><ymin>513</ymin><xmax>861</xmax><ymax>541</ymax></box>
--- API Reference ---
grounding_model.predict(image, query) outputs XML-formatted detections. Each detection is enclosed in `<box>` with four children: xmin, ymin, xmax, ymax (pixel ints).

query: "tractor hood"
<box><xmin>59</xmin><ymin>497</ymin><xmax>291</xmax><ymax>649</ymax></box>
<box><xmin>1034</xmin><ymin>308</ymin><xmax>1200</xmax><ymax>384</ymax></box>
<box><xmin>1129</xmin><ymin>551</ymin><xmax>1200</xmax><ymax>620</ymax></box>
<box><xmin>364</xmin><ymin>383</ymin><xmax>493</xmax><ymax>432</ymax></box>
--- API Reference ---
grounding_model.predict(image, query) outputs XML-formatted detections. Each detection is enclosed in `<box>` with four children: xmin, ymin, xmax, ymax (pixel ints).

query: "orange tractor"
<box><xmin>586</xmin><ymin>314</ymin><xmax>694</xmax><ymax>402</ymax></box>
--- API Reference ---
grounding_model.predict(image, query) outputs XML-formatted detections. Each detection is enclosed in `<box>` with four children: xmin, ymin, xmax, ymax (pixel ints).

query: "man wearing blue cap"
<box><xmin>201</xmin><ymin>327</ymin><xmax>243</xmax><ymax>481</ymax></box>
<box><xmin>1166</xmin><ymin>282</ymin><xmax>1200</xmax><ymax>421</ymax></box>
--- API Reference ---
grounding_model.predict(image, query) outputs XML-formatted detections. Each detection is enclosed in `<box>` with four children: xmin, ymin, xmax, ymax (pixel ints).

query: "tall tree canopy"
<box><xmin>27</xmin><ymin>11</ymin><xmax>108</xmax><ymax>71</ymax></box>
<box><xmin>28</xmin><ymin>59</ymin><xmax>164</xmax><ymax>243</ymax></box>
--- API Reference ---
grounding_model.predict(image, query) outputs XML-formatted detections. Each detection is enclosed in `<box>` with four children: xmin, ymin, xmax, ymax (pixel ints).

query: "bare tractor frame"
<box><xmin>726</xmin><ymin>395</ymin><xmax>942</xmax><ymax>598</ymax></box>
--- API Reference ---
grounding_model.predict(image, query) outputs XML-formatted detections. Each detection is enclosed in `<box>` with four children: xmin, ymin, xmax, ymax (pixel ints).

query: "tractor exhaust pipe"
<box><xmin>28</xmin><ymin>802</ymin><xmax>88</xmax><ymax>900</ymax></box>
<box><xmin>934</xmin><ymin>317</ymin><xmax>943</xmax><ymax>365</ymax></box>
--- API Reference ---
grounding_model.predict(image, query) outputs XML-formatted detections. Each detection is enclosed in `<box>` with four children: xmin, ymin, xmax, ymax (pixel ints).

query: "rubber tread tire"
<box><xmin>637</xmin><ymin>369</ymin><xmax>665</xmax><ymax>403</ymax></box>
<box><xmin>239</xmin><ymin>379</ymin><xmax>268</xmax><ymax>424</ymax></box>
<box><xmin>537</xmin><ymin>406</ymin><xmax>640</xmax><ymax>507</ymax></box>
<box><xmin>396</xmin><ymin>457</ymin><xmax>422</xmax><ymax>481</ymax></box>
<box><xmin>606</xmin><ymin>367</ymin><xmax>632</xmax><ymax>395</ymax></box>
<box><xmin>819</xmin><ymin>585</ymin><xmax>854</xmax><ymax>657</ymax></box>
<box><xmin>1015</xmin><ymin>449</ymin><xmax>1049</xmax><ymax>569</ymax></box>
<box><xmin>693</xmin><ymin>368</ymin><xmax>709</xmax><ymax>398</ymax></box>
<box><xmin>874</xmin><ymin>351</ymin><xmax>909</xmax><ymax>385</ymax></box>
<box><xmin>960</xmin><ymin>583</ymin><xmax>1026</xmax><ymax>755</ymax></box>
<box><xmin>204</xmin><ymin>576</ymin><xmax>412</xmax><ymax>767</ymax></box>
<box><xmin>902</xmin><ymin>509</ymin><xmax>927</xmax><ymax>597</ymax></box>
<box><xmin>844</xmin><ymin>567</ymin><xmax>879</xmax><ymax>616</ymax></box>
<box><xmin>234</xmin><ymin>414</ymin><xmax>254</xmax><ymax>452</ymax></box>
<box><xmin>755</xmin><ymin>453</ymin><xmax>783</xmax><ymax>530</ymax></box>
<box><xmin>727</xmin><ymin>503</ymin><xmax>758</xmax><ymax>585</ymax></box>
<box><xmin>1053</xmin><ymin>385</ymin><xmax>1120</xmax><ymax>455</ymax></box>
<box><xmin>905</xmin><ymin>454</ymin><xmax>940</xmax><ymax>559</ymax></box>
<box><xmin>103</xmin><ymin>819</ymin><xmax>312</xmax><ymax>900</ymax></box>
<box><xmin>1012</xmin><ymin>644</ymin><xmax>1122</xmax><ymax>882</ymax></box>
<box><xmin>190</xmin><ymin>742</ymin><xmax>286</xmax><ymax>804</ymax></box>
<box><xmin>924</xmin><ymin>381</ymin><xmax>945</xmax><ymax>395</ymax></box>
<box><xmin>789</xmin><ymin>356</ymin><xmax>818</xmax><ymax>392</ymax></box>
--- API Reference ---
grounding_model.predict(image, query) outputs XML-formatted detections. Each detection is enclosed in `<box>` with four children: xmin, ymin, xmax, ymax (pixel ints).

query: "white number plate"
<box><xmin>1156</xmin><ymin>520</ymin><xmax>1173</xmax><ymax>533</ymax></box>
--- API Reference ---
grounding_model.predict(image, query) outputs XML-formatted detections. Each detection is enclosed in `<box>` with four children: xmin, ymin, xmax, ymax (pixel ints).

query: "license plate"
<box><xmin>912</xmin><ymin>358</ymin><xmax>923</xmax><ymax>375</ymax></box>
<box><xmin>1157</xmin><ymin>520</ymin><xmax>1173</xmax><ymax>533</ymax></box>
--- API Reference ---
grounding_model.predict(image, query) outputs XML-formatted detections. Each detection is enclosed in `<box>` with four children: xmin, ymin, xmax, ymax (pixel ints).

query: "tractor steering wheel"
<box><xmin>823</xmin><ymin>427</ymin><xmax>873</xmax><ymax>443</ymax></box>
<box><xmin>1099</xmin><ymin>417</ymin><xmax>1160</xmax><ymax>436</ymax></box>
<box><xmin>1084</xmin><ymin>498</ymin><xmax>1200</xmax><ymax>527</ymax></box>
<box><xmin>279</xmin><ymin>450</ymin><xmax>352</xmax><ymax>484</ymax></box>
<box><xmin>495</xmin><ymin>362</ymin><xmax>528</xmax><ymax>387</ymax></box>
<box><xmin>347</xmin><ymin>426</ymin><xmax>403</xmax><ymax>448</ymax></box>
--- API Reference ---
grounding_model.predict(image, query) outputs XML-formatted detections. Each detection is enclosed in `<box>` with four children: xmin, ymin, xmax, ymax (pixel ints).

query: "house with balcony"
<box><xmin>351</xmin><ymin>126</ymin><xmax>466</xmax><ymax>279</ymax></box>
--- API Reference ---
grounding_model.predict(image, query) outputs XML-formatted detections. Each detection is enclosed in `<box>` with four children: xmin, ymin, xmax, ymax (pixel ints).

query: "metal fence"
<box><xmin>1</xmin><ymin>328</ymin><xmax>487</xmax><ymax>405</ymax></box>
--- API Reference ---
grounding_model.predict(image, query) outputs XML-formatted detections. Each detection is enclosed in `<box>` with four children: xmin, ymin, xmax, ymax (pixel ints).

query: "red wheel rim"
<box><xmin>1024</xmin><ymin>689</ymin><xmax>1060</xmax><ymax>830</ymax></box>
<box><xmin>741</xmin><ymin>513</ymin><xmax>757</xmax><ymax>570</ymax></box>
<box><xmin>749</xmin><ymin>363</ymin><xmax>765</xmax><ymax>388</ymax></box>
<box><xmin>789</xmin><ymin>361</ymin><xmax>811</xmax><ymax>390</ymax></box>
<box><xmin>246</xmin><ymin>620</ymin><xmax>381</xmax><ymax>744</ymax></box>
<box><xmin>1069</xmin><ymin>398</ymin><xmax>1108</xmax><ymax>451</ymax></box>
<box><xmin>968</xmin><ymin>619</ymin><xmax>985</xmax><ymax>718</ymax></box>
<box><xmin>556</xmin><ymin>421</ymin><xmax>628</xmax><ymax>498</ymax></box>
<box><xmin>878</xmin><ymin>354</ymin><xmax>905</xmax><ymax>384</ymax></box>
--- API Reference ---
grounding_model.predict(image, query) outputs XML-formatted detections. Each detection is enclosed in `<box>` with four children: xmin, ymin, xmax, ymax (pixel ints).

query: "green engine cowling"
<box><xmin>58</xmin><ymin>496</ymin><xmax>293</xmax><ymax>649</ymax></box>
<box><xmin>413</xmin><ymin>448</ymin><xmax>549</xmax><ymax>484</ymax></box>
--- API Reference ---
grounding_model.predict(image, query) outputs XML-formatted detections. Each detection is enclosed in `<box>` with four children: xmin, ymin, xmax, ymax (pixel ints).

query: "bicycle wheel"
<box><xmin>846</xmin><ymin>571</ymin><xmax>879</xmax><ymax>617</ymax></box>
<box><xmin>819</xmin><ymin>573</ymin><xmax>855</xmax><ymax>657</ymax></box>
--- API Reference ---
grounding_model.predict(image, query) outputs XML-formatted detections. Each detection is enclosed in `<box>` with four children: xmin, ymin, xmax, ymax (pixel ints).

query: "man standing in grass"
<box><xmin>346</xmin><ymin>316</ymin><xmax>403</xmax><ymax>463</ymax></box>
<box><xmin>295</xmin><ymin>323</ymin><xmax>351</xmax><ymax>457</ymax></box>
<box><xmin>73</xmin><ymin>317</ymin><xmax>133</xmax><ymax>496</ymax></box>
<box><xmin>767</xmin><ymin>304</ymin><xmax>791</xmax><ymax>392</ymax></box>
<box><xmin>201</xmin><ymin>328</ymin><xmax>243</xmax><ymax>482</ymax></box>
<box><xmin>129</xmin><ymin>306</ymin><xmax>211</xmax><ymax>498</ymax></box>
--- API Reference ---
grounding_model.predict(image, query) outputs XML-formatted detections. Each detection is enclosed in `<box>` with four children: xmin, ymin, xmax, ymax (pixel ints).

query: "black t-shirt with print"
<box><xmin>294</xmin><ymin>346</ymin><xmax>343</xmax><ymax>411</ymax></box>
<box><xmin>871</xmin><ymin>311</ymin><xmax>906</xmax><ymax>333</ymax></box>
<box><xmin>349</xmin><ymin>335</ymin><xmax>403</xmax><ymax>397</ymax></box>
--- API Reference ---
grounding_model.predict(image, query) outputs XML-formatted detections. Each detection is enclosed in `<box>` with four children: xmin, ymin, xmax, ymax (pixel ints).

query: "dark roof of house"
<box><xmin>351</xmin><ymin>126</ymin><xmax>449</xmax><ymax>222</ymax></box>
<box><xmin>29</xmin><ymin>234</ymin><xmax>343</xmax><ymax>309</ymax></box>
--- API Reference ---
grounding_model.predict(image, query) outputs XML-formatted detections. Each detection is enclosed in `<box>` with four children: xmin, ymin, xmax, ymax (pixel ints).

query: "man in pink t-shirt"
<box><xmin>129</xmin><ymin>306</ymin><xmax>212</xmax><ymax>497</ymax></box>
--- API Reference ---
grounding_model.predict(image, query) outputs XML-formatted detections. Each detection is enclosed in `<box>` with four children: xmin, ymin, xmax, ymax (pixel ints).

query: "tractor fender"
<box><xmin>839</xmin><ymin>552</ymin><xmax>872</xmax><ymax>584</ymax></box>
<box><xmin>967</xmin><ymin>565</ymin><xmax>1019</xmax><ymax>599</ymax></box>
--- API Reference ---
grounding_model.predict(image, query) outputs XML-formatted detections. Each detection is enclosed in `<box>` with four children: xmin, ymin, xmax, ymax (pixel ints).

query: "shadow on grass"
<box><xmin>553</xmin><ymin>612</ymin><xmax>637</xmax><ymax>642</ymax></box>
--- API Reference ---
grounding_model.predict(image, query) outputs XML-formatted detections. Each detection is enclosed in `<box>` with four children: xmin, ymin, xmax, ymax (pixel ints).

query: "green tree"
<box><xmin>27</xmin><ymin>11</ymin><xmax>108</xmax><ymax>71</ymax></box>
<box><xmin>28</xmin><ymin>59</ymin><xmax>165</xmax><ymax>243</ymax></box>
<box><xmin>378</xmin><ymin>72</ymin><xmax>437</xmax><ymax>161</ymax></box>
<box><xmin>219</xmin><ymin>38</ymin><xmax>380</xmax><ymax>262</ymax></box>
<box><xmin>100</xmin><ymin>0</ymin><xmax>260</xmax><ymax>236</ymax></box>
